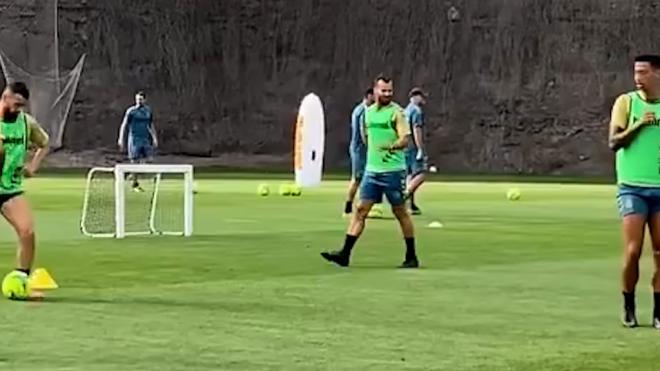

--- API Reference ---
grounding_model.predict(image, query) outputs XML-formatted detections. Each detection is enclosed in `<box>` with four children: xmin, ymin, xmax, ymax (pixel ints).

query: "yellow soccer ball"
<box><xmin>1</xmin><ymin>271</ymin><xmax>29</xmax><ymax>300</ymax></box>
<box><xmin>507</xmin><ymin>188</ymin><xmax>521</xmax><ymax>201</ymax></box>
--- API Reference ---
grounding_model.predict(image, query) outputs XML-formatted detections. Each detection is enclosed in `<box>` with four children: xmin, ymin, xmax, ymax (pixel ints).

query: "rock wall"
<box><xmin>1</xmin><ymin>0</ymin><xmax>659</xmax><ymax>174</ymax></box>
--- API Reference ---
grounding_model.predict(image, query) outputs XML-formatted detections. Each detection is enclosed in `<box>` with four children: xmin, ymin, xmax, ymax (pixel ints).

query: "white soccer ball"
<box><xmin>429</xmin><ymin>166</ymin><xmax>437</xmax><ymax>173</ymax></box>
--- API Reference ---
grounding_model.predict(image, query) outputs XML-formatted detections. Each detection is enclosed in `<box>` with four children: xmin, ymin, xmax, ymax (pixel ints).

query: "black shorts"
<box><xmin>0</xmin><ymin>192</ymin><xmax>23</xmax><ymax>207</ymax></box>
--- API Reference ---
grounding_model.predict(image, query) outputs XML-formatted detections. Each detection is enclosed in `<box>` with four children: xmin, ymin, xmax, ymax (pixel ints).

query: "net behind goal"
<box><xmin>81</xmin><ymin>164</ymin><xmax>194</xmax><ymax>238</ymax></box>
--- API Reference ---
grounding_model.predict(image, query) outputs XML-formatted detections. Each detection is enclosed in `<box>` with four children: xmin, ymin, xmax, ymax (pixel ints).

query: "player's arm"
<box><xmin>359</xmin><ymin>110</ymin><xmax>367</xmax><ymax>144</ymax></box>
<box><xmin>25</xmin><ymin>114</ymin><xmax>49</xmax><ymax>176</ymax></box>
<box><xmin>118</xmin><ymin>109</ymin><xmax>131</xmax><ymax>148</ymax></box>
<box><xmin>609</xmin><ymin>94</ymin><xmax>652</xmax><ymax>151</ymax></box>
<box><xmin>386</xmin><ymin>109</ymin><xmax>410</xmax><ymax>151</ymax></box>
<box><xmin>148</xmin><ymin>110</ymin><xmax>158</xmax><ymax>148</ymax></box>
<box><xmin>412</xmin><ymin>109</ymin><xmax>425</xmax><ymax>156</ymax></box>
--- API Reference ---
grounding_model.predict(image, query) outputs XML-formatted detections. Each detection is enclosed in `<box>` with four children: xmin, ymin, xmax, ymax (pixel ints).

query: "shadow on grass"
<box><xmin>37</xmin><ymin>295</ymin><xmax>290</xmax><ymax>313</ymax></box>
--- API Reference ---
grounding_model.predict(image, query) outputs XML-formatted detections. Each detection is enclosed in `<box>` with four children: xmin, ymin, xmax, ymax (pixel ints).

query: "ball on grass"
<box><xmin>1</xmin><ymin>271</ymin><xmax>29</xmax><ymax>300</ymax></box>
<box><xmin>506</xmin><ymin>188</ymin><xmax>521</xmax><ymax>201</ymax></box>
<box><xmin>278</xmin><ymin>183</ymin><xmax>292</xmax><ymax>196</ymax></box>
<box><xmin>290</xmin><ymin>184</ymin><xmax>302</xmax><ymax>196</ymax></box>
<box><xmin>257</xmin><ymin>183</ymin><xmax>270</xmax><ymax>196</ymax></box>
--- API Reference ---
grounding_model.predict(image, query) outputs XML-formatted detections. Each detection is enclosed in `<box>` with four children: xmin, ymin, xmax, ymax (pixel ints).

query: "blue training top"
<box><xmin>123</xmin><ymin>105</ymin><xmax>153</xmax><ymax>142</ymax></box>
<box><xmin>349</xmin><ymin>102</ymin><xmax>367</xmax><ymax>154</ymax></box>
<box><xmin>404</xmin><ymin>102</ymin><xmax>424</xmax><ymax>151</ymax></box>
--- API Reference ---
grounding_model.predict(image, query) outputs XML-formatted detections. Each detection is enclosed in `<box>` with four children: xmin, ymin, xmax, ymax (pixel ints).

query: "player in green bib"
<box><xmin>0</xmin><ymin>82</ymin><xmax>50</xmax><ymax>297</ymax></box>
<box><xmin>610</xmin><ymin>55</ymin><xmax>660</xmax><ymax>329</ymax></box>
<box><xmin>322</xmin><ymin>76</ymin><xmax>419</xmax><ymax>268</ymax></box>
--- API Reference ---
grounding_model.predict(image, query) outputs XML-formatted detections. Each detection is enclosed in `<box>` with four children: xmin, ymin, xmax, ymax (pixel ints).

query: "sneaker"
<box><xmin>653</xmin><ymin>317</ymin><xmax>660</xmax><ymax>330</ymax></box>
<box><xmin>398</xmin><ymin>258</ymin><xmax>420</xmax><ymax>269</ymax></box>
<box><xmin>622</xmin><ymin>308</ymin><xmax>639</xmax><ymax>328</ymax></box>
<box><xmin>320</xmin><ymin>250</ymin><xmax>350</xmax><ymax>267</ymax></box>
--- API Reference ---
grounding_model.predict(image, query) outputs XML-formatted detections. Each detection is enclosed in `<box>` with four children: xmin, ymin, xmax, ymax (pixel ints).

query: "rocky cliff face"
<box><xmin>1</xmin><ymin>0</ymin><xmax>658</xmax><ymax>174</ymax></box>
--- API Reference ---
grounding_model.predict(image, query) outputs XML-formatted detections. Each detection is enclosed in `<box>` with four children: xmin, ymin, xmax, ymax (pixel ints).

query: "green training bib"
<box><xmin>0</xmin><ymin>112</ymin><xmax>29</xmax><ymax>194</ymax></box>
<box><xmin>365</xmin><ymin>103</ymin><xmax>406</xmax><ymax>173</ymax></box>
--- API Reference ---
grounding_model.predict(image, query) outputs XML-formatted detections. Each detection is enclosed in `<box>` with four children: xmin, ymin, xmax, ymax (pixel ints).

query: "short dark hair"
<box><xmin>409</xmin><ymin>87</ymin><xmax>426</xmax><ymax>98</ymax></box>
<box><xmin>364</xmin><ymin>88</ymin><xmax>374</xmax><ymax>97</ymax></box>
<box><xmin>7</xmin><ymin>82</ymin><xmax>29</xmax><ymax>100</ymax></box>
<box><xmin>374</xmin><ymin>75</ymin><xmax>392</xmax><ymax>84</ymax></box>
<box><xmin>635</xmin><ymin>54</ymin><xmax>660</xmax><ymax>69</ymax></box>
<box><xmin>136</xmin><ymin>91</ymin><xmax>146</xmax><ymax>98</ymax></box>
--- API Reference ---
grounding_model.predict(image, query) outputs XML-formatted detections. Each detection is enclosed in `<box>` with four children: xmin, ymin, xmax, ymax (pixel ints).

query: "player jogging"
<box><xmin>403</xmin><ymin>87</ymin><xmax>428</xmax><ymax>215</ymax></box>
<box><xmin>0</xmin><ymin>82</ymin><xmax>50</xmax><ymax>293</ymax></box>
<box><xmin>117</xmin><ymin>91</ymin><xmax>158</xmax><ymax>192</ymax></box>
<box><xmin>322</xmin><ymin>76</ymin><xmax>419</xmax><ymax>268</ymax></box>
<box><xmin>344</xmin><ymin>88</ymin><xmax>374</xmax><ymax>216</ymax></box>
<box><xmin>609</xmin><ymin>54</ymin><xmax>660</xmax><ymax>329</ymax></box>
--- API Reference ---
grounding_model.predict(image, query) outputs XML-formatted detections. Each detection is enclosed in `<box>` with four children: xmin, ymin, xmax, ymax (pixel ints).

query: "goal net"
<box><xmin>81</xmin><ymin>164</ymin><xmax>194</xmax><ymax>238</ymax></box>
<box><xmin>0</xmin><ymin>0</ymin><xmax>85</xmax><ymax>149</ymax></box>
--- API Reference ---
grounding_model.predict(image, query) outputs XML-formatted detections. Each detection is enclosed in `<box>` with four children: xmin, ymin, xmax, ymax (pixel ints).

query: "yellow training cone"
<box><xmin>28</xmin><ymin>268</ymin><xmax>58</xmax><ymax>290</ymax></box>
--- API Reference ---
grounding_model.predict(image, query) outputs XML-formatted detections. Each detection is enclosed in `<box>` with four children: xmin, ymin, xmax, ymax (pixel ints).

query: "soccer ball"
<box><xmin>278</xmin><ymin>183</ymin><xmax>292</xmax><ymax>196</ymax></box>
<box><xmin>257</xmin><ymin>183</ymin><xmax>270</xmax><ymax>196</ymax></box>
<box><xmin>290</xmin><ymin>185</ymin><xmax>302</xmax><ymax>196</ymax></box>
<box><xmin>506</xmin><ymin>188</ymin><xmax>521</xmax><ymax>201</ymax></box>
<box><xmin>1</xmin><ymin>271</ymin><xmax>29</xmax><ymax>300</ymax></box>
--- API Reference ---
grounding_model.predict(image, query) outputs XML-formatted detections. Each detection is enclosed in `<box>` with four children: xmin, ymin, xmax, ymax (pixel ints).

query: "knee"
<box><xmin>15</xmin><ymin>223</ymin><xmax>34</xmax><ymax>240</ymax></box>
<box><xmin>624</xmin><ymin>243</ymin><xmax>643</xmax><ymax>262</ymax></box>
<box><xmin>391</xmin><ymin>205</ymin><xmax>409</xmax><ymax>219</ymax></box>
<box><xmin>355</xmin><ymin>204</ymin><xmax>371</xmax><ymax>219</ymax></box>
<box><xmin>652</xmin><ymin>244</ymin><xmax>660</xmax><ymax>262</ymax></box>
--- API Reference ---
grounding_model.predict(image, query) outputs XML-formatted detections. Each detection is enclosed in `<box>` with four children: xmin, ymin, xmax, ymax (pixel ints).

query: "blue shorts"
<box><xmin>405</xmin><ymin>150</ymin><xmax>427</xmax><ymax>176</ymax></box>
<box><xmin>128</xmin><ymin>139</ymin><xmax>153</xmax><ymax>161</ymax></box>
<box><xmin>617</xmin><ymin>184</ymin><xmax>660</xmax><ymax>218</ymax></box>
<box><xmin>360</xmin><ymin>170</ymin><xmax>406</xmax><ymax>206</ymax></box>
<box><xmin>350</xmin><ymin>149</ymin><xmax>366</xmax><ymax>180</ymax></box>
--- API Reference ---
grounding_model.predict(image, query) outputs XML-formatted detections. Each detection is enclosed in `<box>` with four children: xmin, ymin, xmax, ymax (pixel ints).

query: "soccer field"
<box><xmin>0</xmin><ymin>175</ymin><xmax>657</xmax><ymax>370</ymax></box>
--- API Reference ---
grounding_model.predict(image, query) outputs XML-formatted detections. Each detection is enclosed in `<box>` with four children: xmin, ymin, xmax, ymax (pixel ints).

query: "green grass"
<box><xmin>0</xmin><ymin>176</ymin><xmax>657</xmax><ymax>370</ymax></box>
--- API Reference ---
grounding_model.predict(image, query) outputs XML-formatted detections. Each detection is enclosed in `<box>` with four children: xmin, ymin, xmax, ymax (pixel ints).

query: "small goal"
<box><xmin>80</xmin><ymin>164</ymin><xmax>194</xmax><ymax>238</ymax></box>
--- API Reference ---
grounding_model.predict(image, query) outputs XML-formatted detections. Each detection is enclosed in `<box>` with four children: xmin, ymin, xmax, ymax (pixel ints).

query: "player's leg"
<box><xmin>344</xmin><ymin>151</ymin><xmax>364</xmax><ymax>216</ymax></box>
<box><xmin>617</xmin><ymin>185</ymin><xmax>648</xmax><ymax>327</ymax></box>
<box><xmin>406</xmin><ymin>155</ymin><xmax>427</xmax><ymax>214</ymax></box>
<box><xmin>131</xmin><ymin>141</ymin><xmax>153</xmax><ymax>192</ymax></box>
<box><xmin>322</xmin><ymin>172</ymin><xmax>380</xmax><ymax>267</ymax></box>
<box><xmin>126</xmin><ymin>137</ymin><xmax>141</xmax><ymax>190</ymax></box>
<box><xmin>386</xmin><ymin>171</ymin><xmax>419</xmax><ymax>268</ymax></box>
<box><xmin>646</xmin><ymin>191</ymin><xmax>660</xmax><ymax>329</ymax></box>
<box><xmin>1</xmin><ymin>194</ymin><xmax>36</xmax><ymax>275</ymax></box>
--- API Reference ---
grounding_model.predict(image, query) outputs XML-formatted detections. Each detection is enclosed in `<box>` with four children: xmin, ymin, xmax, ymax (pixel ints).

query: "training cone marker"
<box><xmin>428</xmin><ymin>221</ymin><xmax>443</xmax><ymax>229</ymax></box>
<box><xmin>28</xmin><ymin>268</ymin><xmax>58</xmax><ymax>290</ymax></box>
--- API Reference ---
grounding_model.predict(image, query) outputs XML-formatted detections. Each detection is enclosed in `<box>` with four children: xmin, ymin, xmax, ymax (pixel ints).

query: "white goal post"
<box><xmin>80</xmin><ymin>164</ymin><xmax>194</xmax><ymax>238</ymax></box>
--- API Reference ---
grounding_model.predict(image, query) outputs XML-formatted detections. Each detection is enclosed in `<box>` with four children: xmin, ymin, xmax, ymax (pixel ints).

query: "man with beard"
<box><xmin>0</xmin><ymin>82</ymin><xmax>50</xmax><ymax>298</ymax></box>
<box><xmin>321</xmin><ymin>76</ymin><xmax>419</xmax><ymax>269</ymax></box>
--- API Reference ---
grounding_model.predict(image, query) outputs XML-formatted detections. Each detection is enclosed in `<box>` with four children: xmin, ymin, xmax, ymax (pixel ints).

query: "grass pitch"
<box><xmin>0</xmin><ymin>175</ymin><xmax>657</xmax><ymax>370</ymax></box>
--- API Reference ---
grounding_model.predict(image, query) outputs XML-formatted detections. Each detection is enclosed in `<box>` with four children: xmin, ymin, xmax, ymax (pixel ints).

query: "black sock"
<box><xmin>344</xmin><ymin>201</ymin><xmax>352</xmax><ymax>214</ymax></box>
<box><xmin>16</xmin><ymin>268</ymin><xmax>30</xmax><ymax>276</ymax></box>
<box><xmin>341</xmin><ymin>234</ymin><xmax>358</xmax><ymax>255</ymax></box>
<box><xmin>654</xmin><ymin>293</ymin><xmax>660</xmax><ymax>318</ymax></box>
<box><xmin>405</xmin><ymin>237</ymin><xmax>416</xmax><ymax>260</ymax></box>
<box><xmin>623</xmin><ymin>291</ymin><xmax>635</xmax><ymax>311</ymax></box>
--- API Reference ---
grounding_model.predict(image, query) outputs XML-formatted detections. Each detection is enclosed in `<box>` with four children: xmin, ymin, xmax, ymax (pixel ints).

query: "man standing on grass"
<box><xmin>322</xmin><ymin>75</ymin><xmax>419</xmax><ymax>268</ymax></box>
<box><xmin>609</xmin><ymin>54</ymin><xmax>660</xmax><ymax>329</ymax></box>
<box><xmin>344</xmin><ymin>88</ymin><xmax>374</xmax><ymax>216</ymax></box>
<box><xmin>404</xmin><ymin>87</ymin><xmax>428</xmax><ymax>215</ymax></box>
<box><xmin>0</xmin><ymin>82</ymin><xmax>50</xmax><ymax>296</ymax></box>
<box><xmin>117</xmin><ymin>91</ymin><xmax>158</xmax><ymax>192</ymax></box>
